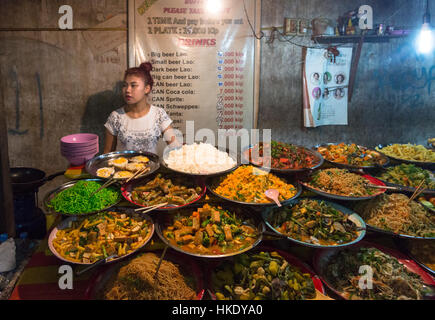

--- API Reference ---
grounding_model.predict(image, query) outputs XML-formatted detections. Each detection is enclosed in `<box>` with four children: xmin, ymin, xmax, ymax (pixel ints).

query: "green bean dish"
<box><xmin>268</xmin><ymin>199</ymin><xmax>361</xmax><ymax>246</ymax></box>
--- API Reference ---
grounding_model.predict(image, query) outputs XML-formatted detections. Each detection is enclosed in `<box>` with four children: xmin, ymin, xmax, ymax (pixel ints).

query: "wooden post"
<box><xmin>0</xmin><ymin>66</ymin><xmax>15</xmax><ymax>237</ymax></box>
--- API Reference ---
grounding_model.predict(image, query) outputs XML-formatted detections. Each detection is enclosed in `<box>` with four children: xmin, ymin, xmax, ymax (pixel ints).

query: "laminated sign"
<box><xmin>130</xmin><ymin>0</ymin><xmax>259</xmax><ymax>134</ymax></box>
<box><xmin>303</xmin><ymin>47</ymin><xmax>353</xmax><ymax>127</ymax></box>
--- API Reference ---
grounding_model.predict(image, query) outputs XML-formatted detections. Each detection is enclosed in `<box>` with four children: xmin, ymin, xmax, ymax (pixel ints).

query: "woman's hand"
<box><xmin>162</xmin><ymin>125</ymin><xmax>181</xmax><ymax>148</ymax></box>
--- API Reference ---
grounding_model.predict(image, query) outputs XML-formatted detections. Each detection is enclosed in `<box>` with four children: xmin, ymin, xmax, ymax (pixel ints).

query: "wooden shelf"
<box><xmin>312</xmin><ymin>34</ymin><xmax>409</xmax><ymax>44</ymax></box>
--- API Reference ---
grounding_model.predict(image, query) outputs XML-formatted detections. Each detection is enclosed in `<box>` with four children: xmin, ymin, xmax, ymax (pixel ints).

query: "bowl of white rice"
<box><xmin>162</xmin><ymin>143</ymin><xmax>238</xmax><ymax>176</ymax></box>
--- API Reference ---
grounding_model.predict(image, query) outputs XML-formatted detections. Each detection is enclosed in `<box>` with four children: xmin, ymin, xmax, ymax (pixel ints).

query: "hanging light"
<box><xmin>416</xmin><ymin>0</ymin><xmax>433</xmax><ymax>54</ymax></box>
<box><xmin>205</xmin><ymin>0</ymin><xmax>222</xmax><ymax>14</ymax></box>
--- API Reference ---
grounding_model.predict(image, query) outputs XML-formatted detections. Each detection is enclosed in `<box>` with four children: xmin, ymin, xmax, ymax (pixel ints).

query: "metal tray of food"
<box><xmin>312</xmin><ymin>241</ymin><xmax>435</xmax><ymax>300</ymax></box>
<box><xmin>121</xmin><ymin>172</ymin><xmax>207</xmax><ymax>211</ymax></box>
<box><xmin>375</xmin><ymin>144</ymin><xmax>435</xmax><ymax>169</ymax></box>
<box><xmin>43</xmin><ymin>178</ymin><xmax>122</xmax><ymax>216</ymax></box>
<box><xmin>372</xmin><ymin>166</ymin><xmax>435</xmax><ymax>195</ymax></box>
<box><xmin>160</xmin><ymin>145</ymin><xmax>239</xmax><ymax>177</ymax></box>
<box><xmin>48</xmin><ymin>208</ymin><xmax>154</xmax><ymax>265</ymax></box>
<box><xmin>86</xmin><ymin>150</ymin><xmax>160</xmax><ymax>181</ymax></box>
<box><xmin>207</xmin><ymin>170</ymin><xmax>302</xmax><ymax>206</ymax></box>
<box><xmin>262</xmin><ymin>198</ymin><xmax>366</xmax><ymax>249</ymax></box>
<box><xmin>155</xmin><ymin>203</ymin><xmax>266</xmax><ymax>258</ymax></box>
<box><xmin>298</xmin><ymin>170</ymin><xmax>387</xmax><ymax>201</ymax></box>
<box><xmin>241</xmin><ymin>143</ymin><xmax>324</xmax><ymax>173</ymax></box>
<box><xmin>315</xmin><ymin>143</ymin><xmax>389</xmax><ymax>170</ymax></box>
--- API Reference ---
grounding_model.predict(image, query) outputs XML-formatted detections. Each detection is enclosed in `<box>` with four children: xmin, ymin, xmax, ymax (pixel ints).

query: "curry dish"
<box><xmin>163</xmin><ymin>204</ymin><xmax>258</xmax><ymax>256</ymax></box>
<box><xmin>52</xmin><ymin>211</ymin><xmax>151</xmax><ymax>263</ymax></box>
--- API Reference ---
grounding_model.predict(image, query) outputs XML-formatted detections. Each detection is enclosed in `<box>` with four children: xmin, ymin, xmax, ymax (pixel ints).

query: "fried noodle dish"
<box><xmin>375</xmin><ymin>144</ymin><xmax>435</xmax><ymax>162</ymax></box>
<box><xmin>307</xmin><ymin>168</ymin><xmax>374</xmax><ymax>197</ymax></box>
<box><xmin>100</xmin><ymin>253</ymin><xmax>197</xmax><ymax>300</ymax></box>
<box><xmin>355</xmin><ymin>193</ymin><xmax>435</xmax><ymax>237</ymax></box>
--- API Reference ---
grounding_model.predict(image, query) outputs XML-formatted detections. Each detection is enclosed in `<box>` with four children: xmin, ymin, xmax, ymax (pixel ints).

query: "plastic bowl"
<box><xmin>60</xmin><ymin>133</ymin><xmax>98</xmax><ymax>146</ymax></box>
<box><xmin>63</xmin><ymin>153</ymin><xmax>98</xmax><ymax>166</ymax></box>
<box><xmin>61</xmin><ymin>149</ymin><xmax>99</xmax><ymax>157</ymax></box>
<box><xmin>61</xmin><ymin>140</ymin><xmax>98</xmax><ymax>149</ymax></box>
<box><xmin>61</xmin><ymin>144</ymin><xmax>99</xmax><ymax>153</ymax></box>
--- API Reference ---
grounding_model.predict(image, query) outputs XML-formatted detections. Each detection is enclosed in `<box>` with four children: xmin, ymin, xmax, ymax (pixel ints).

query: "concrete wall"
<box><xmin>0</xmin><ymin>0</ymin><xmax>127</xmax><ymax>174</ymax></box>
<box><xmin>1</xmin><ymin>0</ymin><xmax>434</xmax><ymax>177</ymax></box>
<box><xmin>259</xmin><ymin>0</ymin><xmax>435</xmax><ymax>147</ymax></box>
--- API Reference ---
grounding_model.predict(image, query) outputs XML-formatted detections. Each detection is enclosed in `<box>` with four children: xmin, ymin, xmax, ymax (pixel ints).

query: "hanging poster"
<box><xmin>303</xmin><ymin>47</ymin><xmax>353</xmax><ymax>127</ymax></box>
<box><xmin>130</xmin><ymin>0</ymin><xmax>260</xmax><ymax>136</ymax></box>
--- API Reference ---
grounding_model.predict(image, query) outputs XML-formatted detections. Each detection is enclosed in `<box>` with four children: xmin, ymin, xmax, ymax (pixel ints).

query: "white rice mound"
<box><xmin>164</xmin><ymin>143</ymin><xmax>237</xmax><ymax>174</ymax></box>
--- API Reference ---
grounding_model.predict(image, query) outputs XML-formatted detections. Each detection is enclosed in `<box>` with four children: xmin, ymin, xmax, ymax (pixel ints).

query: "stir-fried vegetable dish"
<box><xmin>214</xmin><ymin>165</ymin><xmax>298</xmax><ymax>203</ymax></box>
<box><xmin>52</xmin><ymin>211</ymin><xmax>151</xmax><ymax>263</ymax></box>
<box><xmin>377</xmin><ymin>164</ymin><xmax>435</xmax><ymax>189</ymax></box>
<box><xmin>47</xmin><ymin>180</ymin><xmax>120</xmax><ymax>214</ymax></box>
<box><xmin>130</xmin><ymin>174</ymin><xmax>203</xmax><ymax>207</ymax></box>
<box><xmin>317</xmin><ymin>143</ymin><xmax>387</xmax><ymax>167</ymax></box>
<box><xmin>409</xmin><ymin>241</ymin><xmax>435</xmax><ymax>271</ymax></box>
<box><xmin>325</xmin><ymin>247</ymin><xmax>432</xmax><ymax>300</ymax></box>
<box><xmin>212</xmin><ymin>251</ymin><xmax>316</xmax><ymax>300</ymax></box>
<box><xmin>248</xmin><ymin>141</ymin><xmax>320</xmax><ymax>170</ymax></box>
<box><xmin>418</xmin><ymin>196</ymin><xmax>435</xmax><ymax>211</ymax></box>
<box><xmin>163</xmin><ymin>204</ymin><xmax>258</xmax><ymax>255</ymax></box>
<box><xmin>268</xmin><ymin>199</ymin><xmax>361</xmax><ymax>245</ymax></box>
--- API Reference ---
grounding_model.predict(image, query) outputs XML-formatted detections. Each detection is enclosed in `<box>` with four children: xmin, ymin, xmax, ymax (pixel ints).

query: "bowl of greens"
<box><xmin>43</xmin><ymin>179</ymin><xmax>122</xmax><ymax>216</ymax></box>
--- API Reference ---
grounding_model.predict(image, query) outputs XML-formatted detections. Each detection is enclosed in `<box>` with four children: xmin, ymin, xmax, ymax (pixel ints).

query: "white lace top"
<box><xmin>104</xmin><ymin>105</ymin><xmax>172</xmax><ymax>153</ymax></box>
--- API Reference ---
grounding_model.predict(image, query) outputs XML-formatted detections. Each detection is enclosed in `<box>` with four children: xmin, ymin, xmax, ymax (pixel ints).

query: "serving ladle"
<box><xmin>265</xmin><ymin>189</ymin><xmax>282</xmax><ymax>207</ymax></box>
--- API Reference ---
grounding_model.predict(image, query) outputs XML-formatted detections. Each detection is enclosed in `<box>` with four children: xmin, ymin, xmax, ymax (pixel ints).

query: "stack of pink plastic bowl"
<box><xmin>60</xmin><ymin>133</ymin><xmax>99</xmax><ymax>166</ymax></box>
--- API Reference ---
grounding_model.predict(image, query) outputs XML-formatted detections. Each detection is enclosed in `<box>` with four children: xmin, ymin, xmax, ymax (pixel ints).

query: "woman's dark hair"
<box><xmin>124</xmin><ymin>62</ymin><xmax>154</xmax><ymax>89</ymax></box>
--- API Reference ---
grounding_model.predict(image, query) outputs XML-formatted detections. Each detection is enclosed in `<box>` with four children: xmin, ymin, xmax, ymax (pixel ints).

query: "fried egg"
<box><xmin>96</xmin><ymin>167</ymin><xmax>115</xmax><ymax>178</ymax></box>
<box><xmin>113</xmin><ymin>171</ymin><xmax>134</xmax><ymax>179</ymax></box>
<box><xmin>130</xmin><ymin>155</ymin><xmax>150</xmax><ymax>163</ymax></box>
<box><xmin>125</xmin><ymin>162</ymin><xmax>146</xmax><ymax>172</ymax></box>
<box><xmin>108</xmin><ymin>157</ymin><xmax>128</xmax><ymax>169</ymax></box>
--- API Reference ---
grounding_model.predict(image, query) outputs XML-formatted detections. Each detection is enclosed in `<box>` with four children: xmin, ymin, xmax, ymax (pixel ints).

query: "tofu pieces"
<box><xmin>192</xmin><ymin>215</ymin><xmax>200</xmax><ymax>231</ymax></box>
<box><xmin>223</xmin><ymin>225</ymin><xmax>233</xmax><ymax>241</ymax></box>
<box><xmin>194</xmin><ymin>231</ymin><xmax>203</xmax><ymax>245</ymax></box>
<box><xmin>181</xmin><ymin>234</ymin><xmax>194</xmax><ymax>244</ymax></box>
<box><xmin>205</xmin><ymin>224</ymin><xmax>214</xmax><ymax>237</ymax></box>
<box><xmin>211</xmin><ymin>210</ymin><xmax>220</xmax><ymax>223</ymax></box>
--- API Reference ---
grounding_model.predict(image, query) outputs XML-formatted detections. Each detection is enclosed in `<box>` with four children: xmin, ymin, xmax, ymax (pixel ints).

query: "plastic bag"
<box><xmin>0</xmin><ymin>238</ymin><xmax>16</xmax><ymax>273</ymax></box>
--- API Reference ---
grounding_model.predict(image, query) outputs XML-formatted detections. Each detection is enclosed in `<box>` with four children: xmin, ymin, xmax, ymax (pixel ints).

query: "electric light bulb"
<box><xmin>416</xmin><ymin>22</ymin><xmax>434</xmax><ymax>54</ymax></box>
<box><xmin>205</xmin><ymin>0</ymin><xmax>222</xmax><ymax>14</ymax></box>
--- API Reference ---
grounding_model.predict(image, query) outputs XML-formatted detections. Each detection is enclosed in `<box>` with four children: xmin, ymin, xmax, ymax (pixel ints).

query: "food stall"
<box><xmin>2</xmin><ymin>140</ymin><xmax>435</xmax><ymax>301</ymax></box>
<box><xmin>0</xmin><ymin>0</ymin><xmax>434</xmax><ymax>305</ymax></box>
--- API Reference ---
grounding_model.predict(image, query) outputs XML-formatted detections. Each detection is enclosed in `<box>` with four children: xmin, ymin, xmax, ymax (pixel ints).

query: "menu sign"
<box><xmin>303</xmin><ymin>47</ymin><xmax>353</xmax><ymax>127</ymax></box>
<box><xmin>130</xmin><ymin>0</ymin><xmax>258</xmax><ymax>134</ymax></box>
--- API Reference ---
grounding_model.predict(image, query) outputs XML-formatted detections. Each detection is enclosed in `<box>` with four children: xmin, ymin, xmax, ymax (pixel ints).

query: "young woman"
<box><xmin>103</xmin><ymin>62</ymin><xmax>178</xmax><ymax>154</ymax></box>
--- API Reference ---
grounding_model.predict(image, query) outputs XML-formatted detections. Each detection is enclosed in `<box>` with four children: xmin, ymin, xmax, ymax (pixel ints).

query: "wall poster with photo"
<box><xmin>303</xmin><ymin>47</ymin><xmax>353</xmax><ymax>127</ymax></box>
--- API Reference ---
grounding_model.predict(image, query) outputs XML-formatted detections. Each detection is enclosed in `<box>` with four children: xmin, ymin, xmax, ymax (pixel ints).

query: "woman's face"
<box><xmin>122</xmin><ymin>75</ymin><xmax>151</xmax><ymax>104</ymax></box>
